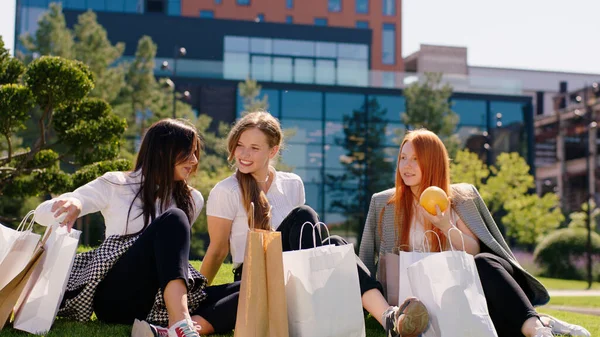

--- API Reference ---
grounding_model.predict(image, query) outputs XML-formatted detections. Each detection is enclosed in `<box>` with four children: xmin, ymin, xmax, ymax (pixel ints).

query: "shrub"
<box><xmin>534</xmin><ymin>228</ymin><xmax>600</xmax><ymax>280</ymax></box>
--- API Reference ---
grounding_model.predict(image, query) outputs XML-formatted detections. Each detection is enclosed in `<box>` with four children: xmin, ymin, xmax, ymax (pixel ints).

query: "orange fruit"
<box><xmin>419</xmin><ymin>186</ymin><xmax>449</xmax><ymax>215</ymax></box>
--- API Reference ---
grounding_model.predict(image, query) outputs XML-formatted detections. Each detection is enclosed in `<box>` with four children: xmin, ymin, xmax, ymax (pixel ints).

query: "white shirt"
<box><xmin>33</xmin><ymin>171</ymin><xmax>204</xmax><ymax>237</ymax></box>
<box><xmin>206</xmin><ymin>168</ymin><xmax>305</xmax><ymax>265</ymax></box>
<box><xmin>409</xmin><ymin>205</ymin><xmax>458</xmax><ymax>252</ymax></box>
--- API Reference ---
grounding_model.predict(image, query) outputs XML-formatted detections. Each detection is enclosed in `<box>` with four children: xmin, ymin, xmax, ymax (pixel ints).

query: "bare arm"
<box><xmin>200</xmin><ymin>216</ymin><xmax>233</xmax><ymax>285</ymax></box>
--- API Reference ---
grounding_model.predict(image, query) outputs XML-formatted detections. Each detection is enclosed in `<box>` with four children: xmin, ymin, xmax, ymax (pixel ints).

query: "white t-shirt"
<box><xmin>206</xmin><ymin>168</ymin><xmax>305</xmax><ymax>265</ymax></box>
<box><xmin>409</xmin><ymin>205</ymin><xmax>458</xmax><ymax>252</ymax></box>
<box><xmin>34</xmin><ymin>171</ymin><xmax>204</xmax><ymax>237</ymax></box>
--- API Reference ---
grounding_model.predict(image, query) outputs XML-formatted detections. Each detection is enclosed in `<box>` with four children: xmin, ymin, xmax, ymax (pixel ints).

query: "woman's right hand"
<box><xmin>51</xmin><ymin>197</ymin><xmax>82</xmax><ymax>232</ymax></box>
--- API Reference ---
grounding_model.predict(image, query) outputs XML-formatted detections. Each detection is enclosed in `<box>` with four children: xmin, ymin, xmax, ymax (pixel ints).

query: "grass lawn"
<box><xmin>537</xmin><ymin>277</ymin><xmax>600</xmax><ymax>290</ymax></box>
<box><xmin>547</xmin><ymin>296</ymin><xmax>600</xmax><ymax>308</ymax></box>
<box><xmin>2</xmin><ymin>263</ymin><xmax>598</xmax><ymax>336</ymax></box>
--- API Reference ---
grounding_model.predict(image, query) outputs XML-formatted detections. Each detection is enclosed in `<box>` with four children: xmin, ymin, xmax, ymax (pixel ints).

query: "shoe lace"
<box><xmin>175</xmin><ymin>322</ymin><xmax>199</xmax><ymax>337</ymax></box>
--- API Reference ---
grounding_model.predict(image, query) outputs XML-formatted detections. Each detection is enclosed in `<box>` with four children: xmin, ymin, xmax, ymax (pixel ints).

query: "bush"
<box><xmin>534</xmin><ymin>228</ymin><xmax>600</xmax><ymax>280</ymax></box>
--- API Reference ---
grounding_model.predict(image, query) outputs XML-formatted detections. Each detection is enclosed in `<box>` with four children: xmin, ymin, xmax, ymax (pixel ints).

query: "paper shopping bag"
<box><xmin>234</xmin><ymin>229</ymin><xmax>289</xmax><ymax>337</ymax></box>
<box><xmin>0</xmin><ymin>243</ymin><xmax>45</xmax><ymax>331</ymax></box>
<box><xmin>398</xmin><ymin>251</ymin><xmax>433</xmax><ymax>304</ymax></box>
<box><xmin>283</xmin><ymin>243</ymin><xmax>365</xmax><ymax>337</ymax></box>
<box><xmin>378</xmin><ymin>252</ymin><xmax>399</xmax><ymax>306</ymax></box>
<box><xmin>13</xmin><ymin>225</ymin><xmax>81</xmax><ymax>335</ymax></box>
<box><xmin>407</xmin><ymin>250</ymin><xmax>498</xmax><ymax>337</ymax></box>
<box><xmin>0</xmin><ymin>211</ymin><xmax>36</xmax><ymax>264</ymax></box>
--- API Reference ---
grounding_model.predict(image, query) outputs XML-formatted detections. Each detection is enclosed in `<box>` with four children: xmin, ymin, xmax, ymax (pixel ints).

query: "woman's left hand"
<box><xmin>417</xmin><ymin>198</ymin><xmax>452</xmax><ymax>232</ymax></box>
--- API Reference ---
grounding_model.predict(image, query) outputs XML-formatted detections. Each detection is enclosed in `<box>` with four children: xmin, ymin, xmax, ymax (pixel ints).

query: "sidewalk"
<box><xmin>548</xmin><ymin>290</ymin><xmax>600</xmax><ymax>297</ymax></box>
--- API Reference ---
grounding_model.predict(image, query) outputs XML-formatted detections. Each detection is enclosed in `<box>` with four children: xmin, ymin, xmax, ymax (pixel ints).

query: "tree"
<box><xmin>326</xmin><ymin>97</ymin><xmax>395</xmax><ymax>240</ymax></box>
<box><xmin>0</xmin><ymin>48</ymin><xmax>128</xmax><ymax>223</ymax></box>
<box><xmin>402</xmin><ymin>72</ymin><xmax>461</xmax><ymax>156</ymax></box>
<box><xmin>20</xmin><ymin>3</ymin><xmax>74</xmax><ymax>60</ymax></box>
<box><xmin>72</xmin><ymin>10</ymin><xmax>126</xmax><ymax>103</ymax></box>
<box><xmin>238</xmin><ymin>78</ymin><xmax>268</xmax><ymax>112</ymax></box>
<box><xmin>450</xmin><ymin>149</ymin><xmax>564</xmax><ymax>245</ymax></box>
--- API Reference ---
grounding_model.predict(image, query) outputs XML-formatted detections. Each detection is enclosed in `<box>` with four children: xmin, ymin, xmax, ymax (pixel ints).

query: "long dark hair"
<box><xmin>226</xmin><ymin>111</ymin><xmax>283</xmax><ymax>230</ymax></box>
<box><xmin>126</xmin><ymin>118</ymin><xmax>203</xmax><ymax>236</ymax></box>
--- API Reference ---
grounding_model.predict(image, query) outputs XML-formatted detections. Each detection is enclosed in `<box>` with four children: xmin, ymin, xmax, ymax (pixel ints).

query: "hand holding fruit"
<box><xmin>418</xmin><ymin>186</ymin><xmax>452</xmax><ymax>231</ymax></box>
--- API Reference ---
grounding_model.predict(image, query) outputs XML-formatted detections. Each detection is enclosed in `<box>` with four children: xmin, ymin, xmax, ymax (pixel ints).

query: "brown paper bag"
<box><xmin>0</xmin><ymin>245</ymin><xmax>45</xmax><ymax>331</ymax></box>
<box><xmin>234</xmin><ymin>229</ymin><xmax>289</xmax><ymax>337</ymax></box>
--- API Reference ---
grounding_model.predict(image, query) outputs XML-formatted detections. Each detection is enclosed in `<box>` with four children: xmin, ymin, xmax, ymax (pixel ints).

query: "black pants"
<box><xmin>475</xmin><ymin>253</ymin><xmax>539</xmax><ymax>337</ymax></box>
<box><xmin>234</xmin><ymin>205</ymin><xmax>383</xmax><ymax>296</ymax></box>
<box><xmin>94</xmin><ymin>208</ymin><xmax>238</xmax><ymax>333</ymax></box>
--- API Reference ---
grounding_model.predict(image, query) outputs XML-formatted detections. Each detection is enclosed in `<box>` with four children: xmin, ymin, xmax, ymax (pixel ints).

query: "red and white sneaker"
<box><xmin>132</xmin><ymin>319</ymin><xmax>169</xmax><ymax>337</ymax></box>
<box><xmin>167</xmin><ymin>318</ymin><xmax>201</xmax><ymax>337</ymax></box>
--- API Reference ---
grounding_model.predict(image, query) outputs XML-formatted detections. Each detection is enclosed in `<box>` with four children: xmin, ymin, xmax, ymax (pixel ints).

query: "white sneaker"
<box><xmin>132</xmin><ymin>319</ymin><xmax>169</xmax><ymax>337</ymax></box>
<box><xmin>167</xmin><ymin>318</ymin><xmax>200</xmax><ymax>337</ymax></box>
<box><xmin>541</xmin><ymin>314</ymin><xmax>591</xmax><ymax>337</ymax></box>
<box><xmin>533</xmin><ymin>327</ymin><xmax>554</xmax><ymax>337</ymax></box>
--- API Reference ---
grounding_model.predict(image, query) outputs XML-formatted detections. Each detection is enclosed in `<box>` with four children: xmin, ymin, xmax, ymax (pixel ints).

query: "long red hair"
<box><xmin>380</xmin><ymin>129</ymin><xmax>451</xmax><ymax>252</ymax></box>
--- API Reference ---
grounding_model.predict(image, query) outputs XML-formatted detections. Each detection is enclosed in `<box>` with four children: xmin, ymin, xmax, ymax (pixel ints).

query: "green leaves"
<box><xmin>0</xmin><ymin>58</ymin><xmax>26</xmax><ymax>85</ymax></box>
<box><xmin>0</xmin><ymin>84</ymin><xmax>35</xmax><ymax>135</ymax></box>
<box><xmin>25</xmin><ymin>56</ymin><xmax>94</xmax><ymax>110</ymax></box>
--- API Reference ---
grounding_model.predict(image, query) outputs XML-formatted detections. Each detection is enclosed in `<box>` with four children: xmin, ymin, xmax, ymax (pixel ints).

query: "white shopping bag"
<box><xmin>282</xmin><ymin>222</ymin><xmax>365</xmax><ymax>337</ymax></box>
<box><xmin>407</xmin><ymin>229</ymin><xmax>497</xmax><ymax>337</ymax></box>
<box><xmin>398</xmin><ymin>230</ymin><xmax>441</xmax><ymax>305</ymax></box>
<box><xmin>0</xmin><ymin>211</ymin><xmax>41</xmax><ymax>291</ymax></box>
<box><xmin>13</xmin><ymin>225</ymin><xmax>81</xmax><ymax>335</ymax></box>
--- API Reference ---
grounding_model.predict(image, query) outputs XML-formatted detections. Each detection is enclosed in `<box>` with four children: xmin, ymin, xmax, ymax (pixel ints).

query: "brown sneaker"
<box><xmin>384</xmin><ymin>297</ymin><xmax>429</xmax><ymax>337</ymax></box>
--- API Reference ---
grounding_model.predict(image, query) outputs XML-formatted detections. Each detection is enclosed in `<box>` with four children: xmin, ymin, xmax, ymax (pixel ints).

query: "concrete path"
<box><xmin>548</xmin><ymin>290</ymin><xmax>600</xmax><ymax>297</ymax></box>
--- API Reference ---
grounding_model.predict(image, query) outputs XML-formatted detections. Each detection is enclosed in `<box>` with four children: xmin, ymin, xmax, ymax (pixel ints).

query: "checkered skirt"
<box><xmin>57</xmin><ymin>234</ymin><xmax>207</xmax><ymax>326</ymax></box>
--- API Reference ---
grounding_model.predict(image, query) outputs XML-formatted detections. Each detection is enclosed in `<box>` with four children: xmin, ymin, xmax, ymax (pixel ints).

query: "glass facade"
<box><xmin>233</xmin><ymin>87</ymin><xmax>531</xmax><ymax>230</ymax></box>
<box><xmin>382</xmin><ymin>23</ymin><xmax>395</xmax><ymax>65</ymax></box>
<box><xmin>355</xmin><ymin>0</ymin><xmax>368</xmax><ymax>13</ymax></box>
<box><xmin>223</xmin><ymin>36</ymin><xmax>369</xmax><ymax>86</ymax></box>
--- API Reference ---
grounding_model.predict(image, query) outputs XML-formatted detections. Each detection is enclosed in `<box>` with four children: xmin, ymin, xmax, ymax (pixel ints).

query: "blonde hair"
<box><xmin>380</xmin><ymin>129</ymin><xmax>451</xmax><ymax>252</ymax></box>
<box><xmin>226</xmin><ymin>111</ymin><xmax>283</xmax><ymax>229</ymax></box>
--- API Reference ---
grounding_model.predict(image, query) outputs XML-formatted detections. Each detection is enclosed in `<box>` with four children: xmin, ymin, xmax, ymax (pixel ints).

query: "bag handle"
<box><xmin>420</xmin><ymin>229</ymin><xmax>442</xmax><ymax>253</ymax></box>
<box><xmin>299</xmin><ymin>221</ymin><xmax>332</xmax><ymax>249</ymax></box>
<box><xmin>447</xmin><ymin>227</ymin><xmax>466</xmax><ymax>252</ymax></box>
<box><xmin>16</xmin><ymin>210</ymin><xmax>36</xmax><ymax>232</ymax></box>
<box><xmin>248</xmin><ymin>202</ymin><xmax>274</xmax><ymax>231</ymax></box>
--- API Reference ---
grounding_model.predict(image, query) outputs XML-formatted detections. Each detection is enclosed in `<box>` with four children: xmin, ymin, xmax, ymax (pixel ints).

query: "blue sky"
<box><xmin>1</xmin><ymin>0</ymin><xmax>600</xmax><ymax>74</ymax></box>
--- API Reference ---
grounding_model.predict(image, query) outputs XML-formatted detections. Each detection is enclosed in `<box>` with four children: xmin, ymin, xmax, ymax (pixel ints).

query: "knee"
<box><xmin>159</xmin><ymin>208</ymin><xmax>191</xmax><ymax>232</ymax></box>
<box><xmin>290</xmin><ymin>205</ymin><xmax>319</xmax><ymax>224</ymax></box>
<box><xmin>474</xmin><ymin>253</ymin><xmax>500</xmax><ymax>273</ymax></box>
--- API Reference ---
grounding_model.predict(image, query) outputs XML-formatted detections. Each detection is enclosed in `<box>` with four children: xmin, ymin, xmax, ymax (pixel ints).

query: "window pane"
<box><xmin>251</xmin><ymin>56</ymin><xmax>271</xmax><ymax>81</ymax></box>
<box><xmin>273</xmin><ymin>57</ymin><xmax>293</xmax><ymax>83</ymax></box>
<box><xmin>315</xmin><ymin>42</ymin><xmax>336</xmax><ymax>58</ymax></box>
<box><xmin>257</xmin><ymin>13</ymin><xmax>265</xmax><ymax>22</ymax></box>
<box><xmin>124</xmin><ymin>0</ymin><xmax>142</xmax><ymax>12</ymax></box>
<box><xmin>27</xmin><ymin>0</ymin><xmax>48</xmax><ymax>6</ymax></box>
<box><xmin>325</xmin><ymin>145</ymin><xmax>350</xmax><ymax>170</ymax></box>
<box><xmin>224</xmin><ymin>52</ymin><xmax>249</xmax><ymax>80</ymax></box>
<box><xmin>294</xmin><ymin>59</ymin><xmax>314</xmax><ymax>84</ymax></box>
<box><xmin>237</xmin><ymin>0</ymin><xmax>250</xmax><ymax>5</ymax></box>
<box><xmin>452</xmin><ymin>99</ymin><xmax>486</xmax><ymax>127</ymax></box>
<box><xmin>315</xmin><ymin>60</ymin><xmax>335</xmax><ymax>85</ymax></box>
<box><xmin>328</xmin><ymin>0</ymin><xmax>341</xmax><ymax>12</ymax></box>
<box><xmin>88</xmin><ymin>0</ymin><xmax>106</xmax><ymax>11</ymax></box>
<box><xmin>105</xmin><ymin>0</ymin><xmax>124</xmax><ymax>12</ymax></box>
<box><xmin>304</xmin><ymin>183</ymin><xmax>323</xmax><ymax>215</ymax></box>
<box><xmin>167</xmin><ymin>0</ymin><xmax>180</xmax><ymax>15</ymax></box>
<box><xmin>224</xmin><ymin>36</ymin><xmax>249</xmax><ymax>52</ymax></box>
<box><xmin>371</xmin><ymin>122</ymin><xmax>404</xmax><ymax>146</ymax></box>
<box><xmin>286</xmin><ymin>0</ymin><xmax>293</xmax><ymax>8</ymax></box>
<box><xmin>337</xmin><ymin>59</ymin><xmax>368</xmax><ymax>86</ymax></box>
<box><xmin>338</xmin><ymin>43</ymin><xmax>368</xmax><ymax>60</ymax></box>
<box><xmin>237</xmin><ymin>89</ymin><xmax>279</xmax><ymax>116</ymax></box>
<box><xmin>66</xmin><ymin>0</ymin><xmax>87</xmax><ymax>10</ymax></box>
<box><xmin>324</xmin><ymin>121</ymin><xmax>346</xmax><ymax>144</ymax></box>
<box><xmin>273</xmin><ymin>39</ymin><xmax>315</xmax><ymax>57</ymax></box>
<box><xmin>281</xmin><ymin>90</ymin><xmax>322</xmax><ymax>119</ymax></box>
<box><xmin>200</xmin><ymin>10</ymin><xmax>214</xmax><ymax>18</ymax></box>
<box><xmin>383</xmin><ymin>0</ymin><xmax>395</xmax><ymax>15</ymax></box>
<box><xmin>292</xmin><ymin>168</ymin><xmax>322</xmax><ymax>184</ymax></box>
<box><xmin>490</xmin><ymin>101</ymin><xmax>525</xmax><ymax>128</ymax></box>
<box><xmin>356</xmin><ymin>21</ymin><xmax>369</xmax><ymax>28</ymax></box>
<box><xmin>382</xmin><ymin>23</ymin><xmax>395</xmax><ymax>64</ymax></box>
<box><xmin>286</xmin><ymin>15</ymin><xmax>293</xmax><ymax>23</ymax></box>
<box><xmin>314</xmin><ymin>18</ymin><xmax>328</xmax><ymax>26</ymax></box>
<box><xmin>282</xmin><ymin>144</ymin><xmax>323</xmax><ymax>168</ymax></box>
<box><xmin>355</xmin><ymin>0</ymin><xmax>368</xmax><ymax>13</ymax></box>
<box><xmin>281</xmin><ymin>120</ymin><xmax>323</xmax><ymax>144</ymax></box>
<box><xmin>215</xmin><ymin>0</ymin><xmax>222</xmax><ymax>3</ymax></box>
<box><xmin>325</xmin><ymin>93</ymin><xmax>365</xmax><ymax>121</ymax></box>
<box><xmin>250</xmin><ymin>37</ymin><xmax>272</xmax><ymax>54</ymax></box>
<box><xmin>367</xmin><ymin>95</ymin><xmax>404</xmax><ymax>122</ymax></box>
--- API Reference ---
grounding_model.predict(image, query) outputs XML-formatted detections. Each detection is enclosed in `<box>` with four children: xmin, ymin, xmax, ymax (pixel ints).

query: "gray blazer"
<box><xmin>358</xmin><ymin>183</ymin><xmax>550</xmax><ymax>306</ymax></box>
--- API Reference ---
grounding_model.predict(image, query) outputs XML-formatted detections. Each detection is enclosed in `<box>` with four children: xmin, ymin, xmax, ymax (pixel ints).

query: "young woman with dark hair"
<box><xmin>34</xmin><ymin>119</ymin><xmax>239</xmax><ymax>337</ymax></box>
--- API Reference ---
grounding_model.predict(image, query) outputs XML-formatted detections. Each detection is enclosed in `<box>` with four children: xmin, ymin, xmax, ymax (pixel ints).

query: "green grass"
<box><xmin>2</xmin><ymin>263</ymin><xmax>599</xmax><ymax>336</ymax></box>
<box><xmin>537</xmin><ymin>277</ymin><xmax>600</xmax><ymax>290</ymax></box>
<box><xmin>546</xmin><ymin>296</ymin><xmax>600</xmax><ymax>308</ymax></box>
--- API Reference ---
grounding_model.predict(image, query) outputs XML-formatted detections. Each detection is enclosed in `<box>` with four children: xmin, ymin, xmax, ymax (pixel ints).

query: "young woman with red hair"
<box><xmin>359</xmin><ymin>129</ymin><xmax>590</xmax><ymax>337</ymax></box>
